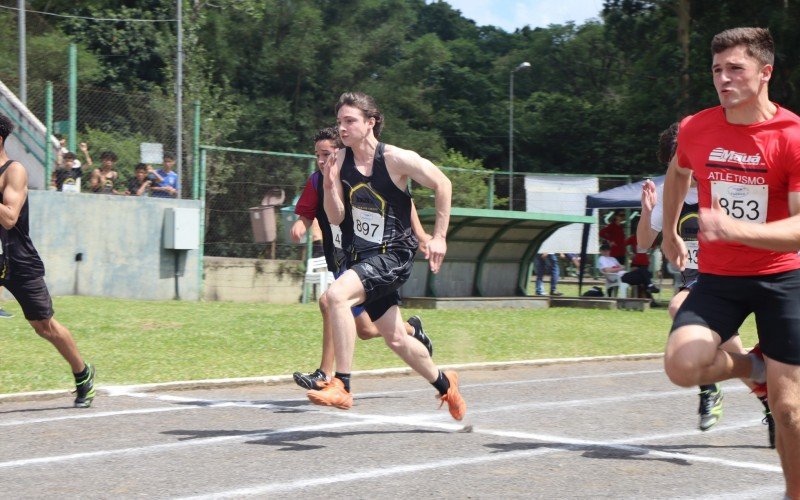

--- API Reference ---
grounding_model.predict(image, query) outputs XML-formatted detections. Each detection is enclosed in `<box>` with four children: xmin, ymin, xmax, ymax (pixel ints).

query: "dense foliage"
<box><xmin>7</xmin><ymin>0</ymin><xmax>800</xmax><ymax>177</ymax></box>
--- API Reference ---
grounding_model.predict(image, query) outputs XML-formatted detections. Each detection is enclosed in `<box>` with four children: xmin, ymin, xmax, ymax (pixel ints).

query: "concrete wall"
<box><xmin>203</xmin><ymin>256</ymin><xmax>304</xmax><ymax>303</ymax></box>
<box><xmin>27</xmin><ymin>191</ymin><xmax>202</xmax><ymax>300</ymax></box>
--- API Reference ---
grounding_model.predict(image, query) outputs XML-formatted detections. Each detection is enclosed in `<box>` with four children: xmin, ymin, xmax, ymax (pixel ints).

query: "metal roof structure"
<box><xmin>403</xmin><ymin>207</ymin><xmax>594</xmax><ymax>297</ymax></box>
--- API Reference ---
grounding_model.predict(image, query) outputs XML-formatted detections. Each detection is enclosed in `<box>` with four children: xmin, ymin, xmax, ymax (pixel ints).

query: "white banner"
<box><xmin>524</xmin><ymin>175</ymin><xmax>598</xmax><ymax>254</ymax></box>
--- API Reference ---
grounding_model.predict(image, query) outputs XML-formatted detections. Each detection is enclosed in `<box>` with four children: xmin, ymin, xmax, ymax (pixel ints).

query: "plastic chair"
<box><xmin>302</xmin><ymin>256</ymin><xmax>334</xmax><ymax>303</ymax></box>
<box><xmin>604</xmin><ymin>271</ymin><xmax>629</xmax><ymax>298</ymax></box>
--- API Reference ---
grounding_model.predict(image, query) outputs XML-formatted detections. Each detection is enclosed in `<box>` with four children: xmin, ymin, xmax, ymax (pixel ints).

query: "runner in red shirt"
<box><xmin>661</xmin><ymin>28</ymin><xmax>800</xmax><ymax>495</ymax></box>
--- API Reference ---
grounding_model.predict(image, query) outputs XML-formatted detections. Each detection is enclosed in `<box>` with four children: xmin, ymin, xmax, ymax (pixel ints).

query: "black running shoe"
<box><xmin>762</xmin><ymin>398</ymin><xmax>776</xmax><ymax>449</ymax></box>
<box><xmin>293</xmin><ymin>369</ymin><xmax>327</xmax><ymax>391</ymax></box>
<box><xmin>407</xmin><ymin>316</ymin><xmax>433</xmax><ymax>357</ymax></box>
<box><xmin>73</xmin><ymin>363</ymin><xmax>96</xmax><ymax>408</ymax></box>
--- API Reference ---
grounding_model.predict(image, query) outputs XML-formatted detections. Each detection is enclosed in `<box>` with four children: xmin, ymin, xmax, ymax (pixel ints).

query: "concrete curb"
<box><xmin>0</xmin><ymin>353</ymin><xmax>664</xmax><ymax>403</ymax></box>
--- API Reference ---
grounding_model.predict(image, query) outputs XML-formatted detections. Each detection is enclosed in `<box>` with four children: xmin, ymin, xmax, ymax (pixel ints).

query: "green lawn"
<box><xmin>0</xmin><ymin>295</ymin><xmax>758</xmax><ymax>394</ymax></box>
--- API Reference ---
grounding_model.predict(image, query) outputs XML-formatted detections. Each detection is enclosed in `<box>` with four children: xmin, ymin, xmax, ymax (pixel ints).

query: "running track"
<box><xmin>0</xmin><ymin>357</ymin><xmax>782</xmax><ymax>498</ymax></box>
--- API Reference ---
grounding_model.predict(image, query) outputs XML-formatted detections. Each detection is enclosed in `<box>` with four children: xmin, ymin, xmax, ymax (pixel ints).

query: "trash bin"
<box><xmin>249</xmin><ymin>188</ymin><xmax>285</xmax><ymax>243</ymax></box>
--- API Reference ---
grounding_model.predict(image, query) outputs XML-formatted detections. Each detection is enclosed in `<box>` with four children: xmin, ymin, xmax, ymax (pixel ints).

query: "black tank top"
<box><xmin>311</xmin><ymin>170</ymin><xmax>349</xmax><ymax>272</ymax></box>
<box><xmin>340</xmin><ymin>143</ymin><xmax>418</xmax><ymax>258</ymax></box>
<box><xmin>677</xmin><ymin>202</ymin><xmax>700</xmax><ymax>278</ymax></box>
<box><xmin>0</xmin><ymin>160</ymin><xmax>45</xmax><ymax>280</ymax></box>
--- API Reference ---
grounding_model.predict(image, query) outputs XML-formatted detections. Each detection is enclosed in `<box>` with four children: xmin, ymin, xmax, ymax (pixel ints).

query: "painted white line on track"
<box><xmin>0</xmin><ymin>372</ymin><xmax>746</xmax><ymax>429</ymax></box>
<box><xmin>0</xmin><ymin>353</ymin><xmax>664</xmax><ymax>402</ymax></box>
<box><xmin>177</xmin><ymin>448</ymin><xmax>570</xmax><ymax>499</ymax></box>
<box><xmin>0</xmin><ymin>406</ymin><xmax>203</xmax><ymax>427</ymax></box>
<box><xmin>175</xmin><ymin>414</ymin><xmax>781</xmax><ymax>500</ymax></box>
<box><xmin>0</xmin><ymin>397</ymin><xmax>780</xmax><ymax>500</ymax></box>
<box><xmin>0</xmin><ymin>419</ymin><xmax>378</xmax><ymax>469</ymax></box>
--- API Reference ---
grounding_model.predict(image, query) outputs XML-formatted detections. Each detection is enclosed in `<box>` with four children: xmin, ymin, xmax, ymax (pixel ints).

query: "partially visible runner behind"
<box><xmin>307</xmin><ymin>92</ymin><xmax>465</xmax><ymax>421</ymax></box>
<box><xmin>0</xmin><ymin>113</ymin><xmax>96</xmax><ymax>407</ymax></box>
<box><xmin>660</xmin><ymin>28</ymin><xmax>800</xmax><ymax>496</ymax></box>
<box><xmin>290</xmin><ymin>127</ymin><xmax>433</xmax><ymax>390</ymax></box>
<box><xmin>638</xmin><ymin>122</ymin><xmax>773</xmax><ymax>443</ymax></box>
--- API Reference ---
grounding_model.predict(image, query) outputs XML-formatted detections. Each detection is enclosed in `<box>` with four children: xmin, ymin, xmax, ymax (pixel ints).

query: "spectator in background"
<box><xmin>599</xmin><ymin>210</ymin><xmax>627</xmax><ymax>265</ymax></box>
<box><xmin>51</xmin><ymin>152</ymin><xmax>80</xmax><ymax>192</ymax></box>
<box><xmin>150</xmin><ymin>153</ymin><xmax>178</xmax><ymax>198</ymax></box>
<box><xmin>125</xmin><ymin>163</ymin><xmax>163</xmax><ymax>196</ymax></box>
<box><xmin>563</xmin><ymin>253</ymin><xmax>581</xmax><ymax>277</ymax></box>
<box><xmin>534</xmin><ymin>253</ymin><xmax>562</xmax><ymax>296</ymax></box>
<box><xmin>88</xmin><ymin>150</ymin><xmax>121</xmax><ymax>194</ymax></box>
<box><xmin>598</xmin><ymin>243</ymin><xmax>659</xmax><ymax>295</ymax></box>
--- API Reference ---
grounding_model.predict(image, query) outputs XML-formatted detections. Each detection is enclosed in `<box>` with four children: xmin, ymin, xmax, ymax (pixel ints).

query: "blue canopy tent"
<box><xmin>578</xmin><ymin>175</ymin><xmax>666</xmax><ymax>294</ymax></box>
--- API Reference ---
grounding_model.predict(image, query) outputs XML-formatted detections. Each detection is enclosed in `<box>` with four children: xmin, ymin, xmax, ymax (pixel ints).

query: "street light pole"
<box><xmin>508</xmin><ymin>61</ymin><xmax>530</xmax><ymax>211</ymax></box>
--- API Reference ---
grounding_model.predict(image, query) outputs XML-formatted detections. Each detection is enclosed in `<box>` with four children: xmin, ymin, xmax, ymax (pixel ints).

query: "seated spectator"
<box><xmin>150</xmin><ymin>153</ymin><xmax>179</xmax><ymax>198</ymax></box>
<box><xmin>125</xmin><ymin>163</ymin><xmax>163</xmax><ymax>196</ymax></box>
<box><xmin>597</xmin><ymin>244</ymin><xmax>659</xmax><ymax>294</ymax></box>
<box><xmin>563</xmin><ymin>253</ymin><xmax>581</xmax><ymax>277</ymax></box>
<box><xmin>89</xmin><ymin>150</ymin><xmax>121</xmax><ymax>194</ymax></box>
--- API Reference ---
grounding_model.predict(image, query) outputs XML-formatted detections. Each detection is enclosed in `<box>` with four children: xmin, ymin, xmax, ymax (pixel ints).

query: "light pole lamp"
<box><xmin>508</xmin><ymin>61</ymin><xmax>531</xmax><ymax>211</ymax></box>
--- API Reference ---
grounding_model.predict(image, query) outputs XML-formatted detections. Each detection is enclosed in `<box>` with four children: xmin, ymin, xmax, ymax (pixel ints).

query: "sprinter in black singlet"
<box><xmin>306</xmin><ymin>92</ymin><xmax>465</xmax><ymax>421</ymax></box>
<box><xmin>290</xmin><ymin>127</ymin><xmax>433</xmax><ymax>391</ymax></box>
<box><xmin>0</xmin><ymin>113</ymin><xmax>96</xmax><ymax>408</ymax></box>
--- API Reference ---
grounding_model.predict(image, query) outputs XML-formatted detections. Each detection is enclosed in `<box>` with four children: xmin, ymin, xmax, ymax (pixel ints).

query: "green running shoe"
<box><xmin>74</xmin><ymin>363</ymin><xmax>96</xmax><ymax>408</ymax></box>
<box><xmin>698</xmin><ymin>384</ymin><xmax>723</xmax><ymax>431</ymax></box>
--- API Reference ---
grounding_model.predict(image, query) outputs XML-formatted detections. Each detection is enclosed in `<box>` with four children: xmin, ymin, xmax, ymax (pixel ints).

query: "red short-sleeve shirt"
<box><xmin>676</xmin><ymin>105</ymin><xmax>800</xmax><ymax>275</ymax></box>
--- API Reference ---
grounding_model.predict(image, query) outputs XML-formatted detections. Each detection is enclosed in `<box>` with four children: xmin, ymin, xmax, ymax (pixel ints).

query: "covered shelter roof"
<box><xmin>405</xmin><ymin>207</ymin><xmax>594</xmax><ymax>297</ymax></box>
<box><xmin>585</xmin><ymin>175</ymin><xmax>665</xmax><ymax>210</ymax></box>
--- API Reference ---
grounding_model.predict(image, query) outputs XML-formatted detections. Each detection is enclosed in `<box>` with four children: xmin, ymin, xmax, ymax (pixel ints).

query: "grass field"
<box><xmin>0</xmin><ymin>293</ymin><xmax>758</xmax><ymax>394</ymax></box>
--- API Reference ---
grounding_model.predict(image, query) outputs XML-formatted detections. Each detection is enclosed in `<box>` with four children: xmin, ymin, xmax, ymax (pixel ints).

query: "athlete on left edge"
<box><xmin>0</xmin><ymin>113</ymin><xmax>96</xmax><ymax>408</ymax></box>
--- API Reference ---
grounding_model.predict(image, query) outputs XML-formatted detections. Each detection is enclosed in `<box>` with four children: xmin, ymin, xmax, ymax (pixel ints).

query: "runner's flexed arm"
<box><xmin>384</xmin><ymin>146</ymin><xmax>451</xmax><ymax>273</ymax></box>
<box><xmin>700</xmin><ymin>191</ymin><xmax>800</xmax><ymax>251</ymax></box>
<box><xmin>0</xmin><ymin>162</ymin><xmax>26</xmax><ymax>229</ymax></box>
<box><xmin>661</xmin><ymin>155</ymin><xmax>692</xmax><ymax>270</ymax></box>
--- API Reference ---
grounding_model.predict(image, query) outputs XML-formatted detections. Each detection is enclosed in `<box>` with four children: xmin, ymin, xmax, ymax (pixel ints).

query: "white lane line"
<box><xmin>0</xmin><ymin>419</ymin><xmax>378</xmax><ymax>469</ymax></box>
<box><xmin>177</xmin><ymin>448</ymin><xmax>563</xmax><ymax>499</ymax></box>
<box><xmin>0</xmin><ymin>406</ymin><xmax>201</xmax><ymax>427</ymax></box>
<box><xmin>176</xmin><ymin>415</ymin><xmax>781</xmax><ymax>500</ymax></box>
<box><xmin>0</xmin><ymin>368</ymin><xmax>670</xmax><ymax>427</ymax></box>
<box><xmin>0</xmin><ymin>397</ymin><xmax>778</xmax><ymax>487</ymax></box>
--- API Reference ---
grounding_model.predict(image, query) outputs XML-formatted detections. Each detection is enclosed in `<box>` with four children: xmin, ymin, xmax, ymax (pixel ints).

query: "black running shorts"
<box><xmin>350</xmin><ymin>248</ymin><xmax>415</xmax><ymax>322</ymax></box>
<box><xmin>3</xmin><ymin>276</ymin><xmax>54</xmax><ymax>321</ymax></box>
<box><xmin>671</xmin><ymin>269</ymin><xmax>800</xmax><ymax>365</ymax></box>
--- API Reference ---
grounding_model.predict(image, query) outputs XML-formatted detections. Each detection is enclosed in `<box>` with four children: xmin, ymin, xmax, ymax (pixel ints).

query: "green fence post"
<box><xmin>44</xmin><ymin>81</ymin><xmax>53</xmax><ymax>188</ymax></box>
<box><xmin>68</xmin><ymin>44</ymin><xmax>77</xmax><ymax>153</ymax></box>
<box><xmin>192</xmin><ymin>101</ymin><xmax>200</xmax><ymax>200</ymax></box>
<box><xmin>198</xmin><ymin>148</ymin><xmax>207</xmax><ymax>298</ymax></box>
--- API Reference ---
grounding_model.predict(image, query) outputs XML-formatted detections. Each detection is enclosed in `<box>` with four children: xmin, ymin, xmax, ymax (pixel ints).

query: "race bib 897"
<box><xmin>351</xmin><ymin>206</ymin><xmax>385</xmax><ymax>245</ymax></box>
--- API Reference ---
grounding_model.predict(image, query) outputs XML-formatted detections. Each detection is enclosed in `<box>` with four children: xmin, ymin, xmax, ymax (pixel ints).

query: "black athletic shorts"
<box><xmin>2</xmin><ymin>276</ymin><xmax>54</xmax><ymax>321</ymax></box>
<box><xmin>671</xmin><ymin>269</ymin><xmax>800</xmax><ymax>365</ymax></box>
<box><xmin>350</xmin><ymin>248</ymin><xmax>415</xmax><ymax>322</ymax></box>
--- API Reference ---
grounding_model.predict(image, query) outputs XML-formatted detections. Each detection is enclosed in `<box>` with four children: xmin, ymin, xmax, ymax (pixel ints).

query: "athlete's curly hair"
<box><xmin>657</xmin><ymin>122</ymin><xmax>679</xmax><ymax>165</ymax></box>
<box><xmin>0</xmin><ymin>114</ymin><xmax>15</xmax><ymax>145</ymax></box>
<box><xmin>314</xmin><ymin>127</ymin><xmax>343</xmax><ymax>148</ymax></box>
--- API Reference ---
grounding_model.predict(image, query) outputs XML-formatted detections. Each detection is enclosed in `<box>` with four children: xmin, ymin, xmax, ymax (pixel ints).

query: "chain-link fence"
<box><xmin>200</xmin><ymin>146</ymin><xmax>314</xmax><ymax>261</ymax></box>
<box><xmin>12</xmin><ymin>77</ymin><xmax>185</xmax><ymax>198</ymax></box>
